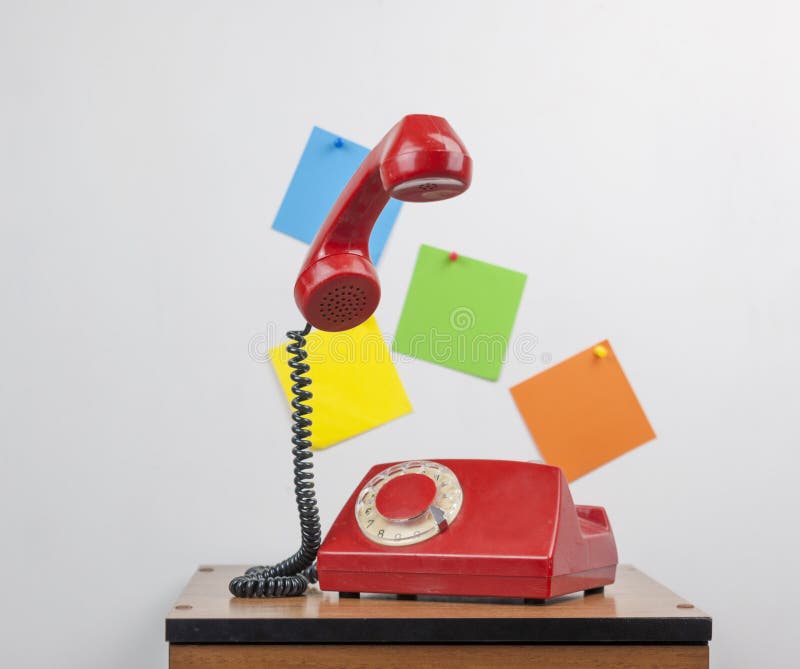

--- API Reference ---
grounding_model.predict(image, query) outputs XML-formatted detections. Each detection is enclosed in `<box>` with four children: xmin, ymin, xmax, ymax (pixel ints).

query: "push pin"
<box><xmin>334</xmin><ymin>137</ymin><xmax>344</xmax><ymax>148</ymax></box>
<box><xmin>593</xmin><ymin>344</ymin><xmax>608</xmax><ymax>359</ymax></box>
<box><xmin>449</xmin><ymin>251</ymin><xmax>459</xmax><ymax>261</ymax></box>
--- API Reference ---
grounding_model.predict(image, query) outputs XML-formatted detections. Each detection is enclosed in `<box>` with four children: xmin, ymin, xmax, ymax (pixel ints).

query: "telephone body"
<box><xmin>317</xmin><ymin>459</ymin><xmax>618</xmax><ymax>600</ymax></box>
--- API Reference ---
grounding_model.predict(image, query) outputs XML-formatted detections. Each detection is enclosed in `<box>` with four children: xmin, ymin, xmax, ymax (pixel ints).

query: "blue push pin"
<box><xmin>334</xmin><ymin>137</ymin><xmax>344</xmax><ymax>148</ymax></box>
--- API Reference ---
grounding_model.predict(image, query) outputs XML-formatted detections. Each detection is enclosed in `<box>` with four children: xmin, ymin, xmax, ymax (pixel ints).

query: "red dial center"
<box><xmin>375</xmin><ymin>473</ymin><xmax>437</xmax><ymax>521</ymax></box>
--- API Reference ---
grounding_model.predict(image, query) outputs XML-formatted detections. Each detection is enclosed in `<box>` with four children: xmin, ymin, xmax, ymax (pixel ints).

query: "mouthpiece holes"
<box><xmin>318</xmin><ymin>284</ymin><xmax>369</xmax><ymax>326</ymax></box>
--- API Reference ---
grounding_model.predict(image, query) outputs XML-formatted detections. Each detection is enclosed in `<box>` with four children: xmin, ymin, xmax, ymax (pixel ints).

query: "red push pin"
<box><xmin>449</xmin><ymin>251</ymin><xmax>459</xmax><ymax>261</ymax></box>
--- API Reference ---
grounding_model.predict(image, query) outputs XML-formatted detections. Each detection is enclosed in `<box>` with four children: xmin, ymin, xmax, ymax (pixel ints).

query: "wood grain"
<box><xmin>167</xmin><ymin>564</ymin><xmax>708</xmax><ymax>621</ymax></box>
<box><xmin>170</xmin><ymin>644</ymin><xmax>709</xmax><ymax>669</ymax></box>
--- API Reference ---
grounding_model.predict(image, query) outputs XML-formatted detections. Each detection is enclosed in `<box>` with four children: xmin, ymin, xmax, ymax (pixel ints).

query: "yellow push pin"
<box><xmin>593</xmin><ymin>344</ymin><xmax>609</xmax><ymax>359</ymax></box>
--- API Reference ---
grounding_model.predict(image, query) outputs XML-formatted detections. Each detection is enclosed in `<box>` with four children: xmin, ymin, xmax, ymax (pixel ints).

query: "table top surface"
<box><xmin>166</xmin><ymin>564</ymin><xmax>711</xmax><ymax>644</ymax></box>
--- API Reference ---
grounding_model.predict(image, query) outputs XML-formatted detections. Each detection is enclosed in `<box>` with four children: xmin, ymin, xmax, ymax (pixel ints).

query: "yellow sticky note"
<box><xmin>270</xmin><ymin>317</ymin><xmax>412</xmax><ymax>449</ymax></box>
<box><xmin>510</xmin><ymin>340</ymin><xmax>656</xmax><ymax>481</ymax></box>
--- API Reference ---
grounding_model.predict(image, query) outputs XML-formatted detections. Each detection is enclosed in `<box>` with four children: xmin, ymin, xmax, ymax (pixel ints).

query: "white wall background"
<box><xmin>2</xmin><ymin>1</ymin><xmax>798</xmax><ymax>667</ymax></box>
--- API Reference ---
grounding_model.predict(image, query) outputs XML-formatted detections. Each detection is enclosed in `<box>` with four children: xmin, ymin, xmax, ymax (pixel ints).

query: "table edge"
<box><xmin>166</xmin><ymin>615</ymin><xmax>712</xmax><ymax>644</ymax></box>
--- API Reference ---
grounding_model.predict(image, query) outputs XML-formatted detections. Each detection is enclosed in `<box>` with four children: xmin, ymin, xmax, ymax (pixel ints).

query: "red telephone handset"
<box><xmin>294</xmin><ymin>114</ymin><xmax>472</xmax><ymax>332</ymax></box>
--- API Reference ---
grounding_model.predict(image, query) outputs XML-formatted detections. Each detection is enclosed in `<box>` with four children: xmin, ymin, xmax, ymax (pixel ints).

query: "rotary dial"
<box><xmin>355</xmin><ymin>460</ymin><xmax>463</xmax><ymax>546</ymax></box>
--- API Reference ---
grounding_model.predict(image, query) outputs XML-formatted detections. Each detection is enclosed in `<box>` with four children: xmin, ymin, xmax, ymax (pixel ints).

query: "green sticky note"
<box><xmin>393</xmin><ymin>245</ymin><xmax>527</xmax><ymax>381</ymax></box>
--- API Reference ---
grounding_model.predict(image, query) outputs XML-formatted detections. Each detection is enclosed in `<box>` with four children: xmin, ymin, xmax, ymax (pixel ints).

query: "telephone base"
<box><xmin>318</xmin><ymin>460</ymin><xmax>619</xmax><ymax>601</ymax></box>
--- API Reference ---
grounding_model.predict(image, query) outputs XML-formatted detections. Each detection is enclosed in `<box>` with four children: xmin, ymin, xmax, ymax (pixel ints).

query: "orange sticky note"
<box><xmin>510</xmin><ymin>340</ymin><xmax>655</xmax><ymax>481</ymax></box>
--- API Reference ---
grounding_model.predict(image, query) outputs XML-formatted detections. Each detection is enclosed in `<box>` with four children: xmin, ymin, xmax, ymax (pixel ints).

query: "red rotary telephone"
<box><xmin>318</xmin><ymin>459</ymin><xmax>617</xmax><ymax>600</ymax></box>
<box><xmin>230</xmin><ymin>114</ymin><xmax>618</xmax><ymax>601</ymax></box>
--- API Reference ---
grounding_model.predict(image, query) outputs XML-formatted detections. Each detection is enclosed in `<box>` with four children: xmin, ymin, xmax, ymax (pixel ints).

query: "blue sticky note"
<box><xmin>272</xmin><ymin>126</ymin><xmax>403</xmax><ymax>264</ymax></box>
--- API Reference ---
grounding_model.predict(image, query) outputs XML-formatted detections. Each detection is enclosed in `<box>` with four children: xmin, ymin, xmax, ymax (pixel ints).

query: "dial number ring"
<box><xmin>355</xmin><ymin>461</ymin><xmax>463</xmax><ymax>546</ymax></box>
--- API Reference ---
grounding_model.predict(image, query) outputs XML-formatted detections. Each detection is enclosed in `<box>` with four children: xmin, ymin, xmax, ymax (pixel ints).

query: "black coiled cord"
<box><xmin>228</xmin><ymin>323</ymin><xmax>322</xmax><ymax>597</ymax></box>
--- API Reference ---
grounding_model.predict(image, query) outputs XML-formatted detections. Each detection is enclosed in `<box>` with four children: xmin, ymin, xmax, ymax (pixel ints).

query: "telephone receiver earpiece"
<box><xmin>294</xmin><ymin>114</ymin><xmax>472</xmax><ymax>332</ymax></box>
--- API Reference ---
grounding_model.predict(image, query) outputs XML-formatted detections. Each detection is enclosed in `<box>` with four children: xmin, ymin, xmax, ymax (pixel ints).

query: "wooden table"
<box><xmin>166</xmin><ymin>564</ymin><xmax>711</xmax><ymax>668</ymax></box>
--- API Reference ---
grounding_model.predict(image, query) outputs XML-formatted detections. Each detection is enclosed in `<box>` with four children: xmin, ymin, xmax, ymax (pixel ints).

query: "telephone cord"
<box><xmin>228</xmin><ymin>323</ymin><xmax>322</xmax><ymax>597</ymax></box>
